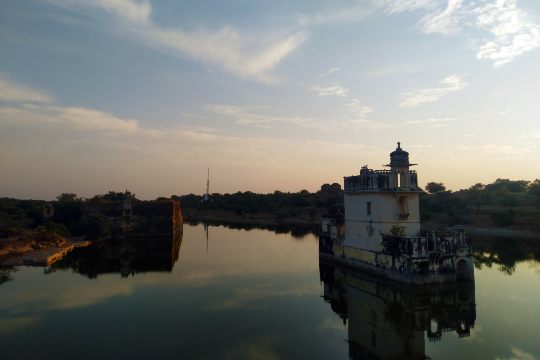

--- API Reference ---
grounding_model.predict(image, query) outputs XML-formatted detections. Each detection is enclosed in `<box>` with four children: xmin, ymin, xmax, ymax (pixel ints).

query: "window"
<box><xmin>398</xmin><ymin>196</ymin><xmax>408</xmax><ymax>216</ymax></box>
<box><xmin>367</xmin><ymin>201</ymin><xmax>372</xmax><ymax>215</ymax></box>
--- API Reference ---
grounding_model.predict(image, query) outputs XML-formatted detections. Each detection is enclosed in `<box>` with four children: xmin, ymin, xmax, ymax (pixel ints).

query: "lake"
<box><xmin>1</xmin><ymin>224</ymin><xmax>539</xmax><ymax>360</ymax></box>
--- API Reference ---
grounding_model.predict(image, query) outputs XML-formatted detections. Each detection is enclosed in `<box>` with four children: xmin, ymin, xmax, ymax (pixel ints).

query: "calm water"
<box><xmin>1</xmin><ymin>224</ymin><xmax>539</xmax><ymax>360</ymax></box>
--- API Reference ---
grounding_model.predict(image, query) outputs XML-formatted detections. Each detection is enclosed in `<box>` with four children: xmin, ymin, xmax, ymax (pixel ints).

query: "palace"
<box><xmin>320</xmin><ymin>143</ymin><xmax>474</xmax><ymax>284</ymax></box>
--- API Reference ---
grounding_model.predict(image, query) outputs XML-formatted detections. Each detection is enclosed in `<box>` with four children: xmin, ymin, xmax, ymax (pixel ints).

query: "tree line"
<box><xmin>1</xmin><ymin>179</ymin><xmax>539</xmax><ymax>240</ymax></box>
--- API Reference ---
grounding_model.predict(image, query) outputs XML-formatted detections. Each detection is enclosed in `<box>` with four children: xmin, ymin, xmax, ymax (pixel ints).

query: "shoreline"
<box><xmin>0</xmin><ymin>238</ymin><xmax>92</xmax><ymax>267</ymax></box>
<box><xmin>185</xmin><ymin>209</ymin><xmax>540</xmax><ymax>238</ymax></box>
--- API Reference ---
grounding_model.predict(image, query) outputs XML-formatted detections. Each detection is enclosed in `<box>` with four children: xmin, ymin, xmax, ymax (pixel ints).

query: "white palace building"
<box><xmin>320</xmin><ymin>143</ymin><xmax>474</xmax><ymax>284</ymax></box>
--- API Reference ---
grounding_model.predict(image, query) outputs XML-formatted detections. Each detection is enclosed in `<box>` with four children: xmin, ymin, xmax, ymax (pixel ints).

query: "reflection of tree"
<box><xmin>0</xmin><ymin>267</ymin><xmax>17</xmax><ymax>285</ymax></box>
<box><xmin>188</xmin><ymin>221</ymin><xmax>317</xmax><ymax>238</ymax></box>
<box><xmin>472</xmin><ymin>235</ymin><xmax>540</xmax><ymax>275</ymax></box>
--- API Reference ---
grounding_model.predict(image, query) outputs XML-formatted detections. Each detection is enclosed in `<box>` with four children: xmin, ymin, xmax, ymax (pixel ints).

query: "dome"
<box><xmin>389</xmin><ymin>142</ymin><xmax>410</xmax><ymax>167</ymax></box>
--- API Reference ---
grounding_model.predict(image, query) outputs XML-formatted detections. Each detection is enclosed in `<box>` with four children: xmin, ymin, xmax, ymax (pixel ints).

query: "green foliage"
<box><xmin>465</xmin><ymin>183</ymin><xmax>491</xmax><ymax>215</ymax></box>
<box><xmin>179</xmin><ymin>183</ymin><xmax>343</xmax><ymax>214</ymax></box>
<box><xmin>490</xmin><ymin>211</ymin><xmax>515</xmax><ymax>227</ymax></box>
<box><xmin>0</xmin><ymin>198</ymin><xmax>46</xmax><ymax>230</ymax></box>
<box><xmin>82</xmin><ymin>215</ymin><xmax>111</xmax><ymax>240</ymax></box>
<box><xmin>425</xmin><ymin>182</ymin><xmax>446</xmax><ymax>194</ymax></box>
<box><xmin>91</xmin><ymin>190</ymin><xmax>135</xmax><ymax>202</ymax></box>
<box><xmin>485</xmin><ymin>178</ymin><xmax>529</xmax><ymax>193</ymax></box>
<box><xmin>53</xmin><ymin>198</ymin><xmax>83</xmax><ymax>228</ymax></box>
<box><xmin>390</xmin><ymin>225</ymin><xmax>405</xmax><ymax>237</ymax></box>
<box><xmin>35</xmin><ymin>225</ymin><xmax>65</xmax><ymax>242</ymax></box>
<box><xmin>528</xmin><ymin>179</ymin><xmax>540</xmax><ymax>196</ymax></box>
<box><xmin>56</xmin><ymin>193</ymin><xmax>79</xmax><ymax>202</ymax></box>
<box><xmin>419</xmin><ymin>190</ymin><xmax>467</xmax><ymax>222</ymax></box>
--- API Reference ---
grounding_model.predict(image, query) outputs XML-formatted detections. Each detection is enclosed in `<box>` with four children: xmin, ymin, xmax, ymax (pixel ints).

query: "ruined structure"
<box><xmin>320</xmin><ymin>261</ymin><xmax>476</xmax><ymax>359</ymax></box>
<box><xmin>50</xmin><ymin>198</ymin><xmax>183</xmax><ymax>277</ymax></box>
<box><xmin>320</xmin><ymin>143</ymin><xmax>473</xmax><ymax>284</ymax></box>
<box><xmin>86</xmin><ymin>198</ymin><xmax>183</xmax><ymax>236</ymax></box>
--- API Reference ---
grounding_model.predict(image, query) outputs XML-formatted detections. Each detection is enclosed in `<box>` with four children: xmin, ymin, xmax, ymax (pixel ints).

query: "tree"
<box><xmin>528</xmin><ymin>179</ymin><xmax>540</xmax><ymax>197</ymax></box>
<box><xmin>91</xmin><ymin>190</ymin><xmax>135</xmax><ymax>202</ymax></box>
<box><xmin>57</xmin><ymin>193</ymin><xmax>79</xmax><ymax>202</ymax></box>
<box><xmin>466</xmin><ymin>183</ymin><xmax>490</xmax><ymax>215</ymax></box>
<box><xmin>54</xmin><ymin>193</ymin><xmax>83</xmax><ymax>227</ymax></box>
<box><xmin>486</xmin><ymin>178</ymin><xmax>529</xmax><ymax>193</ymax></box>
<box><xmin>425</xmin><ymin>182</ymin><xmax>446</xmax><ymax>194</ymax></box>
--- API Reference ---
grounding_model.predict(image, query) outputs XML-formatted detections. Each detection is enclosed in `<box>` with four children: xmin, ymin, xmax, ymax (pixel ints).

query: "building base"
<box><xmin>319</xmin><ymin>251</ymin><xmax>473</xmax><ymax>285</ymax></box>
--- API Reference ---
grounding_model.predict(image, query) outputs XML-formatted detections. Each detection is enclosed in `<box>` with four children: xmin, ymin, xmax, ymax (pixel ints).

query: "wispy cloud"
<box><xmin>495</xmin><ymin>346</ymin><xmax>536</xmax><ymax>360</ymax></box>
<box><xmin>404</xmin><ymin>118</ymin><xmax>455</xmax><ymax>127</ymax></box>
<box><xmin>383</xmin><ymin>0</ymin><xmax>540</xmax><ymax>66</ymax></box>
<box><xmin>418</xmin><ymin>0</ymin><xmax>464</xmax><ymax>35</ymax></box>
<box><xmin>51</xmin><ymin>0</ymin><xmax>306</xmax><ymax>82</ymax></box>
<box><xmin>308</xmin><ymin>82</ymin><xmax>373</xmax><ymax>119</ymax></box>
<box><xmin>400</xmin><ymin>74</ymin><xmax>467</xmax><ymax>107</ymax></box>
<box><xmin>0</xmin><ymin>73</ymin><xmax>54</xmax><ymax>103</ymax></box>
<box><xmin>205</xmin><ymin>104</ymin><xmax>316</xmax><ymax>128</ymax></box>
<box><xmin>309</xmin><ymin>84</ymin><xmax>349</xmax><ymax>97</ymax></box>
<box><xmin>473</xmin><ymin>0</ymin><xmax>540</xmax><ymax>67</ymax></box>
<box><xmin>319</xmin><ymin>67</ymin><xmax>340</xmax><ymax>78</ymax></box>
<box><xmin>383</xmin><ymin>0</ymin><xmax>437</xmax><ymax>14</ymax></box>
<box><xmin>345</xmin><ymin>99</ymin><xmax>373</xmax><ymax>118</ymax></box>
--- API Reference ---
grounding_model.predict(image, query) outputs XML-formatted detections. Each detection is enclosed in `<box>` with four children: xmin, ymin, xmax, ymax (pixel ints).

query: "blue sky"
<box><xmin>1</xmin><ymin>0</ymin><xmax>539</xmax><ymax>199</ymax></box>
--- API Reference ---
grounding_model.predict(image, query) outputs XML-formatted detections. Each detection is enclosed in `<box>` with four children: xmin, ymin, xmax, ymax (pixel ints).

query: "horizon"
<box><xmin>1</xmin><ymin>0</ymin><xmax>540</xmax><ymax>200</ymax></box>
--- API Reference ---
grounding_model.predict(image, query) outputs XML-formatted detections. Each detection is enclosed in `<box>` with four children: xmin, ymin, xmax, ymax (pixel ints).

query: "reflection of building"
<box><xmin>50</xmin><ymin>225</ymin><xmax>183</xmax><ymax>278</ymax></box>
<box><xmin>320</xmin><ymin>260</ymin><xmax>476</xmax><ymax>360</ymax></box>
<box><xmin>320</xmin><ymin>143</ymin><xmax>474</xmax><ymax>283</ymax></box>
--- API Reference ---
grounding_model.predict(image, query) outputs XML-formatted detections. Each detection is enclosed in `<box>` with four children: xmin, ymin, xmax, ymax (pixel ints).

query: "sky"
<box><xmin>1</xmin><ymin>0</ymin><xmax>539</xmax><ymax>200</ymax></box>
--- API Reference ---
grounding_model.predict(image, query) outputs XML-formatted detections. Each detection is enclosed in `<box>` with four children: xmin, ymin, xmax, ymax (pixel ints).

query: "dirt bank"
<box><xmin>0</xmin><ymin>235</ymin><xmax>92</xmax><ymax>267</ymax></box>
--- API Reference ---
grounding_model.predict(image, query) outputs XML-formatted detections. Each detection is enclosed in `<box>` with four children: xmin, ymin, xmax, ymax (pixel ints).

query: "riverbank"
<box><xmin>0</xmin><ymin>234</ymin><xmax>92</xmax><ymax>267</ymax></box>
<box><xmin>184</xmin><ymin>208</ymin><xmax>323</xmax><ymax>227</ymax></box>
<box><xmin>184</xmin><ymin>208</ymin><xmax>540</xmax><ymax>239</ymax></box>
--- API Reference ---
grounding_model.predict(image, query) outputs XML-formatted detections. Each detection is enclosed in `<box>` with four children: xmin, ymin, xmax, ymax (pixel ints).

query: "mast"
<box><xmin>206</xmin><ymin>167</ymin><xmax>210</xmax><ymax>198</ymax></box>
<box><xmin>202</xmin><ymin>167</ymin><xmax>210</xmax><ymax>202</ymax></box>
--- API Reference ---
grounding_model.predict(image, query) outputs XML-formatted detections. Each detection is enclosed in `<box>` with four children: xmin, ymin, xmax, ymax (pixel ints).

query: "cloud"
<box><xmin>383</xmin><ymin>0</ymin><xmax>540</xmax><ymax>66</ymax></box>
<box><xmin>404</xmin><ymin>117</ymin><xmax>455</xmax><ymax>124</ymax></box>
<box><xmin>0</xmin><ymin>105</ymin><xmax>139</xmax><ymax>134</ymax></box>
<box><xmin>309</xmin><ymin>84</ymin><xmax>349</xmax><ymax>97</ymax></box>
<box><xmin>308</xmin><ymin>82</ymin><xmax>372</xmax><ymax>119</ymax></box>
<box><xmin>0</xmin><ymin>73</ymin><xmax>54</xmax><ymax>103</ymax></box>
<box><xmin>52</xmin><ymin>0</ymin><xmax>306</xmax><ymax>82</ymax></box>
<box><xmin>418</xmin><ymin>0</ymin><xmax>464</xmax><ymax>35</ymax></box>
<box><xmin>400</xmin><ymin>74</ymin><xmax>467</xmax><ymax>107</ymax></box>
<box><xmin>473</xmin><ymin>0</ymin><xmax>540</xmax><ymax>67</ymax></box>
<box><xmin>495</xmin><ymin>346</ymin><xmax>537</xmax><ymax>360</ymax></box>
<box><xmin>205</xmin><ymin>104</ymin><xmax>317</xmax><ymax>128</ymax></box>
<box><xmin>319</xmin><ymin>67</ymin><xmax>340</xmax><ymax>78</ymax></box>
<box><xmin>404</xmin><ymin>118</ymin><xmax>456</xmax><ymax>127</ymax></box>
<box><xmin>383</xmin><ymin>0</ymin><xmax>437</xmax><ymax>14</ymax></box>
<box><xmin>345</xmin><ymin>99</ymin><xmax>373</xmax><ymax>118</ymax></box>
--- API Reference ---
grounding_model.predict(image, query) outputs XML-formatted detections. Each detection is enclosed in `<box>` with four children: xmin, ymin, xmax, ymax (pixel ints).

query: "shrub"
<box><xmin>491</xmin><ymin>211</ymin><xmax>514</xmax><ymax>227</ymax></box>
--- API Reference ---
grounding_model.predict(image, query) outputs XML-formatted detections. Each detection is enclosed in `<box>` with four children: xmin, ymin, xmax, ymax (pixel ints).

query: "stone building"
<box><xmin>320</xmin><ymin>143</ymin><xmax>474</xmax><ymax>284</ymax></box>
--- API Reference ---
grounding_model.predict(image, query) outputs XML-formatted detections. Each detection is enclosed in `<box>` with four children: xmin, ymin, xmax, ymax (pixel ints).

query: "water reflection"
<box><xmin>47</xmin><ymin>226</ymin><xmax>183</xmax><ymax>278</ymax></box>
<box><xmin>187</xmin><ymin>220</ymin><xmax>318</xmax><ymax>238</ymax></box>
<box><xmin>320</xmin><ymin>259</ymin><xmax>476</xmax><ymax>359</ymax></box>
<box><xmin>472</xmin><ymin>235</ymin><xmax>540</xmax><ymax>275</ymax></box>
<box><xmin>0</xmin><ymin>267</ymin><xmax>16</xmax><ymax>285</ymax></box>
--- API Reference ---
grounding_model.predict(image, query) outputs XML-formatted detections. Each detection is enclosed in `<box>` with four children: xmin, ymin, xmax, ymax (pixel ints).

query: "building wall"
<box><xmin>343</xmin><ymin>191</ymin><xmax>420</xmax><ymax>252</ymax></box>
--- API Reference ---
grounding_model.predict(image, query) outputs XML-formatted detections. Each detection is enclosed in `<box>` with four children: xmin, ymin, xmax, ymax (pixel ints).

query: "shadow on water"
<box><xmin>47</xmin><ymin>226</ymin><xmax>183</xmax><ymax>278</ymax></box>
<box><xmin>320</xmin><ymin>259</ymin><xmax>476</xmax><ymax>359</ymax></box>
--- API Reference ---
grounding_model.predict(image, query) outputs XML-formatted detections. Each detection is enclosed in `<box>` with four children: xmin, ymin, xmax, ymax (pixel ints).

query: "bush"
<box><xmin>491</xmin><ymin>211</ymin><xmax>514</xmax><ymax>227</ymax></box>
